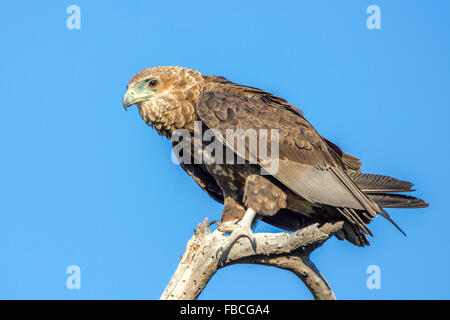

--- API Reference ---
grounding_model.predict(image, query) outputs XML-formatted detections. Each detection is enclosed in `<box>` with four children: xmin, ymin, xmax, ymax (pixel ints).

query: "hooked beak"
<box><xmin>123</xmin><ymin>90</ymin><xmax>137</xmax><ymax>111</ymax></box>
<box><xmin>123</xmin><ymin>85</ymin><xmax>155</xmax><ymax>111</ymax></box>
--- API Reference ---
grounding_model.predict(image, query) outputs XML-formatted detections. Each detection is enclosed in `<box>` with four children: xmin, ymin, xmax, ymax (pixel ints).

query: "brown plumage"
<box><xmin>123</xmin><ymin>66</ymin><xmax>428</xmax><ymax>247</ymax></box>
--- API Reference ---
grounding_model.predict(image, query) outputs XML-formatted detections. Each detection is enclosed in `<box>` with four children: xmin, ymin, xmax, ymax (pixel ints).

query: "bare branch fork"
<box><xmin>160</xmin><ymin>218</ymin><xmax>344</xmax><ymax>300</ymax></box>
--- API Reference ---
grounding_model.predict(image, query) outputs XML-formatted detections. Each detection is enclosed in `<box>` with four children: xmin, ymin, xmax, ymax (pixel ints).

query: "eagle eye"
<box><xmin>148</xmin><ymin>79</ymin><xmax>159</xmax><ymax>88</ymax></box>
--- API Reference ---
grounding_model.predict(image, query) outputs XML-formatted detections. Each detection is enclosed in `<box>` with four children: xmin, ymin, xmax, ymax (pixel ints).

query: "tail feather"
<box><xmin>349</xmin><ymin>172</ymin><xmax>414</xmax><ymax>193</ymax></box>
<box><xmin>368</xmin><ymin>193</ymin><xmax>429</xmax><ymax>208</ymax></box>
<box><xmin>340</xmin><ymin>171</ymin><xmax>429</xmax><ymax>246</ymax></box>
<box><xmin>263</xmin><ymin>169</ymin><xmax>428</xmax><ymax>248</ymax></box>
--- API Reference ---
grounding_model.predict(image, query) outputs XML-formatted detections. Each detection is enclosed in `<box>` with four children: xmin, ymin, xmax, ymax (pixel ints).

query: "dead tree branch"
<box><xmin>160</xmin><ymin>218</ymin><xmax>343</xmax><ymax>300</ymax></box>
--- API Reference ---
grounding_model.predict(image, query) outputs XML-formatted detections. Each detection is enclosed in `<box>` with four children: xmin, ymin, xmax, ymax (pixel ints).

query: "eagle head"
<box><xmin>123</xmin><ymin>66</ymin><xmax>203</xmax><ymax>134</ymax></box>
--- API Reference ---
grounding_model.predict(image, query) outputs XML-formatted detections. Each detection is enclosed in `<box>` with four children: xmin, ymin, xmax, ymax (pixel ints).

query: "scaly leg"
<box><xmin>216</xmin><ymin>208</ymin><xmax>257</xmax><ymax>263</ymax></box>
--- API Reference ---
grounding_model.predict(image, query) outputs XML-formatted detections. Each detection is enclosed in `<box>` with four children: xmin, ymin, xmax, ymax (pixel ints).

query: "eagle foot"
<box><xmin>216</xmin><ymin>208</ymin><xmax>257</xmax><ymax>264</ymax></box>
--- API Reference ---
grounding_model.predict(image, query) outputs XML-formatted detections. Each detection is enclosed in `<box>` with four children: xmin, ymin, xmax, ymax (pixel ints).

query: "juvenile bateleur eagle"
<box><xmin>123</xmin><ymin>66</ymin><xmax>428</xmax><ymax>248</ymax></box>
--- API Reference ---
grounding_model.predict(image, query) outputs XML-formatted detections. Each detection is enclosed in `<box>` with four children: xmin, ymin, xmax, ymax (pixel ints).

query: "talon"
<box><xmin>217</xmin><ymin>220</ymin><xmax>238</xmax><ymax>233</ymax></box>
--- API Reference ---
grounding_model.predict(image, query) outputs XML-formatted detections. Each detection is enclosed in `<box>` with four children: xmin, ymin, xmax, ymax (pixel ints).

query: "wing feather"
<box><xmin>196</xmin><ymin>89</ymin><xmax>381</xmax><ymax>219</ymax></box>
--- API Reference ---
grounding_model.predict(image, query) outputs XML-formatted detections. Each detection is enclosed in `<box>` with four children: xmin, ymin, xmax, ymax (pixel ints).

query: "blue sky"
<box><xmin>0</xmin><ymin>1</ymin><xmax>448</xmax><ymax>299</ymax></box>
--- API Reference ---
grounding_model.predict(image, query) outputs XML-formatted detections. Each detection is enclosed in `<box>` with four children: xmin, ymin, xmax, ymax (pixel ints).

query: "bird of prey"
<box><xmin>123</xmin><ymin>66</ymin><xmax>428</xmax><ymax>249</ymax></box>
